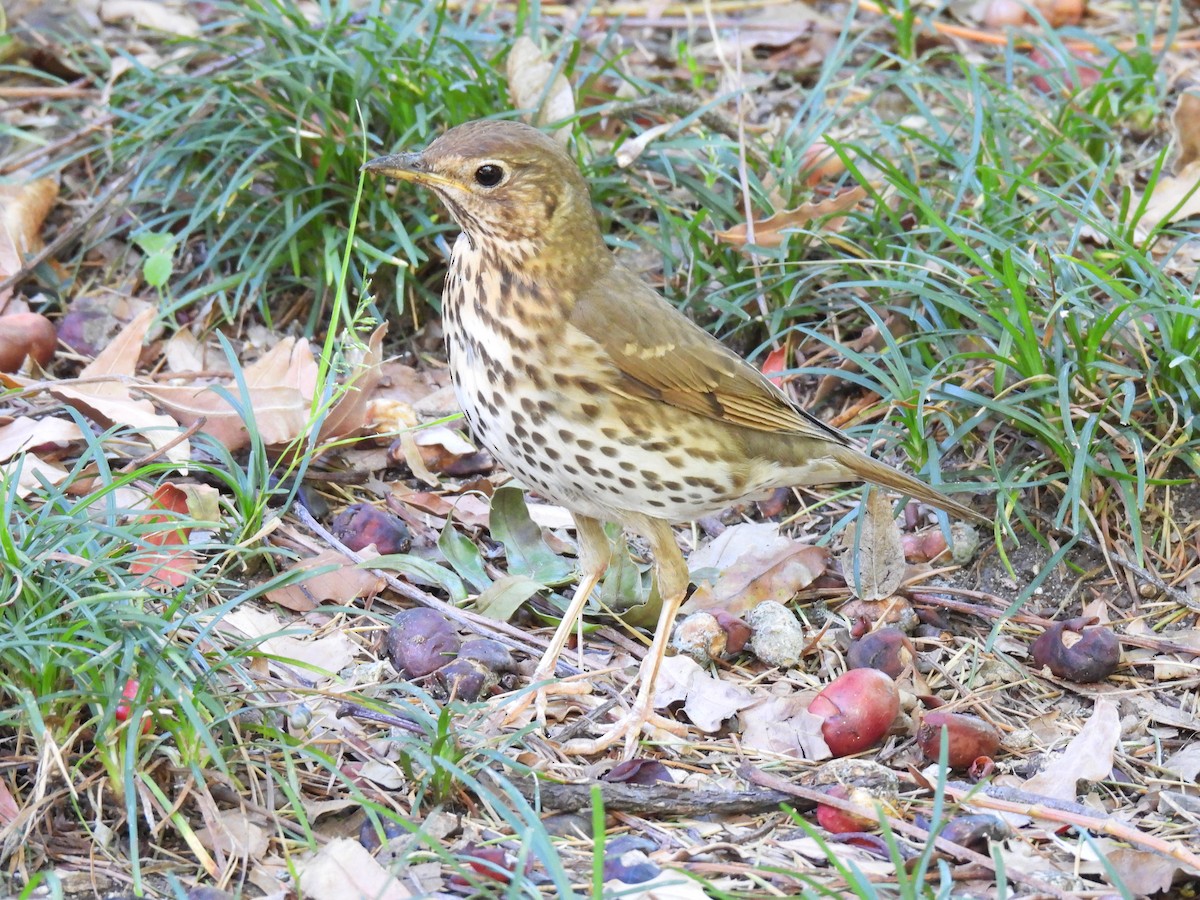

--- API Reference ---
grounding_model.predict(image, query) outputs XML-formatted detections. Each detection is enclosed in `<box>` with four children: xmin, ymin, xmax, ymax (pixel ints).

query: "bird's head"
<box><xmin>364</xmin><ymin>119</ymin><xmax>605</xmax><ymax>263</ymax></box>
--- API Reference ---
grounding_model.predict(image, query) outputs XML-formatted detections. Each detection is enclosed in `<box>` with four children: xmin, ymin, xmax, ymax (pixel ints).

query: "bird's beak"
<box><xmin>362</xmin><ymin>152</ymin><xmax>458</xmax><ymax>189</ymax></box>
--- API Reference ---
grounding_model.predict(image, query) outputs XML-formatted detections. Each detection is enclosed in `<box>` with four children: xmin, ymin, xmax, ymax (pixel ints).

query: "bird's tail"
<box><xmin>830</xmin><ymin>445</ymin><xmax>987</xmax><ymax>524</ymax></box>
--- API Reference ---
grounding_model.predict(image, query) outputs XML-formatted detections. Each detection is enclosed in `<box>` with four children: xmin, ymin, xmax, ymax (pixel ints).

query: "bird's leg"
<box><xmin>561</xmin><ymin>516</ymin><xmax>690</xmax><ymax>758</ymax></box>
<box><xmin>497</xmin><ymin>514</ymin><xmax>610</xmax><ymax>726</ymax></box>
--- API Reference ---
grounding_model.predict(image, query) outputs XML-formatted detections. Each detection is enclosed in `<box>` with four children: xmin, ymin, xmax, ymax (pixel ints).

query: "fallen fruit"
<box><xmin>916</xmin><ymin>711</ymin><xmax>1002</xmax><ymax>769</ymax></box>
<box><xmin>808</xmin><ymin>668</ymin><xmax>900</xmax><ymax>757</ymax></box>
<box><xmin>847</xmin><ymin>627</ymin><xmax>912</xmax><ymax>678</ymax></box>
<box><xmin>386</xmin><ymin>608</ymin><xmax>461</xmax><ymax>678</ymax></box>
<box><xmin>1031</xmin><ymin>616</ymin><xmax>1120</xmax><ymax>682</ymax></box>
<box><xmin>0</xmin><ymin>312</ymin><xmax>56</xmax><ymax>372</ymax></box>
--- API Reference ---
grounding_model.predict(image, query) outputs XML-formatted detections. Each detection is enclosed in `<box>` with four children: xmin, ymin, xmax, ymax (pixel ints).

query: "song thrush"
<box><xmin>365</xmin><ymin>119</ymin><xmax>984</xmax><ymax>757</ymax></box>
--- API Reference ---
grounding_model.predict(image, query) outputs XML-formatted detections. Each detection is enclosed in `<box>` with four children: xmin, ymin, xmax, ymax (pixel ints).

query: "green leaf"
<box><xmin>365</xmin><ymin>554</ymin><xmax>467</xmax><ymax>602</ymax></box>
<box><xmin>488</xmin><ymin>487</ymin><xmax>574</xmax><ymax>586</ymax></box>
<box><xmin>142</xmin><ymin>254</ymin><xmax>173</xmax><ymax>288</ymax></box>
<box><xmin>471</xmin><ymin>574</ymin><xmax>544</xmax><ymax>621</ymax></box>
<box><xmin>437</xmin><ymin>519</ymin><xmax>491</xmax><ymax>593</ymax></box>
<box><xmin>134</xmin><ymin>232</ymin><xmax>175</xmax><ymax>255</ymax></box>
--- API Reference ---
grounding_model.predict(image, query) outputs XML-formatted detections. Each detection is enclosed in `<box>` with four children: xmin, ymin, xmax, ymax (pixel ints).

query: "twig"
<box><xmin>742</xmin><ymin>765</ymin><xmax>1078</xmax><ymax>900</ymax></box>
<box><xmin>933</xmin><ymin>778</ymin><xmax>1200</xmax><ymax>874</ymax></box>
<box><xmin>498</xmin><ymin>771</ymin><xmax>797</xmax><ymax>815</ymax></box>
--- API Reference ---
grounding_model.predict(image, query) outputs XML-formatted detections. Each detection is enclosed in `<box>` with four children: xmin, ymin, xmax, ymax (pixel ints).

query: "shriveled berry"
<box><xmin>1031</xmin><ymin>617</ymin><xmax>1120</xmax><ymax>683</ymax></box>
<box><xmin>386</xmin><ymin>608</ymin><xmax>460</xmax><ymax>677</ymax></box>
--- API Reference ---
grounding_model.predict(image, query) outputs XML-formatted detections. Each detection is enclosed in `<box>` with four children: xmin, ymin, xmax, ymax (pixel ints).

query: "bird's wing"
<box><xmin>568</xmin><ymin>265</ymin><xmax>850</xmax><ymax>447</ymax></box>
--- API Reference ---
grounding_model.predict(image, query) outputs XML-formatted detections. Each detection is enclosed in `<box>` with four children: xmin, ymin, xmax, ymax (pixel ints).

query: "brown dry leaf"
<box><xmin>162</xmin><ymin>328</ymin><xmax>232</xmax><ymax>374</ymax></box>
<box><xmin>0</xmin><ymin>416</ymin><xmax>83</xmax><ymax>462</ymax></box>
<box><xmin>0</xmin><ymin>178</ymin><xmax>58</xmax><ymax>309</ymax></box>
<box><xmin>144</xmin><ymin>329</ymin><xmax>384</xmax><ymax>453</ymax></box>
<box><xmin>739</xmin><ymin>693</ymin><xmax>832</xmax><ymax>759</ymax></box>
<box><xmin>293</xmin><ymin>838</ymin><xmax>411</xmax><ymax>900</ymax></box>
<box><xmin>715</xmin><ymin>186</ymin><xmax>867</xmax><ymax>247</ymax></box>
<box><xmin>143</xmin><ymin>336</ymin><xmax>314</xmax><ymax>449</ymax></box>
<box><xmin>685</xmin><ymin>523</ymin><xmax>827</xmax><ymax>616</ymax></box>
<box><xmin>740</xmin><ymin>1</ymin><xmax>842</xmax><ymax>48</ymax></box>
<box><xmin>1134</xmin><ymin>93</ymin><xmax>1200</xmax><ymax>237</ymax></box>
<box><xmin>48</xmin><ymin>308</ymin><xmax>191</xmax><ymax>463</ymax></box>
<box><xmin>1099</xmin><ymin>845</ymin><xmax>1192</xmax><ymax>896</ymax></box>
<box><xmin>194</xmin><ymin>809</ymin><xmax>269</xmax><ymax>860</ymax></box>
<box><xmin>506</xmin><ymin>35</ymin><xmax>575</xmax><ymax>145</ymax></box>
<box><xmin>836</xmin><ymin>489</ymin><xmax>905</xmax><ymax>602</ymax></box>
<box><xmin>651</xmin><ymin>655</ymin><xmax>755</xmax><ymax>733</ymax></box>
<box><xmin>317</xmin><ymin>324</ymin><xmax>387</xmax><ymax>443</ymax></box>
<box><xmin>265</xmin><ymin>548</ymin><xmax>385</xmax><ymax>612</ymax></box>
<box><xmin>1022</xmin><ymin>696</ymin><xmax>1120</xmax><ymax>802</ymax></box>
<box><xmin>0</xmin><ymin>455</ymin><xmax>69</xmax><ymax>497</ymax></box>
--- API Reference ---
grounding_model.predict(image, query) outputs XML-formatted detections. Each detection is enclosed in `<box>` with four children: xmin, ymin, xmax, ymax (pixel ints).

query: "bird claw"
<box><xmin>492</xmin><ymin>674</ymin><xmax>592</xmax><ymax>728</ymax></box>
<box><xmin>560</xmin><ymin>708</ymin><xmax>688</xmax><ymax>758</ymax></box>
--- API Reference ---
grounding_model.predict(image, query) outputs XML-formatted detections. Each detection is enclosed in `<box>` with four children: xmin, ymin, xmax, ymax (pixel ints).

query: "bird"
<box><xmin>364</xmin><ymin>118</ymin><xmax>985</xmax><ymax>758</ymax></box>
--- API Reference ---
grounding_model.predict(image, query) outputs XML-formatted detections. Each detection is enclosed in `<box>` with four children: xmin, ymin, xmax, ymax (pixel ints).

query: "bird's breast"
<box><xmin>440</xmin><ymin>236</ymin><xmax>784</xmax><ymax>523</ymax></box>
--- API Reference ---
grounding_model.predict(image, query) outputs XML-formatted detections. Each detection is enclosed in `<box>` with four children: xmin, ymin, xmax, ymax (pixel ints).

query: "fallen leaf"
<box><xmin>266</xmin><ymin>549</ymin><xmax>385</xmax><ymax>612</ymax></box>
<box><xmin>141</xmin><ymin>337</ymin><xmax>315</xmax><ymax>450</ymax></box>
<box><xmin>602</xmin><ymin>871</ymin><xmax>710</xmax><ymax>900</ymax></box>
<box><xmin>293</xmin><ymin>838</ymin><xmax>411</xmax><ymax>900</ymax></box>
<box><xmin>128</xmin><ymin>482</ymin><xmax>220</xmax><ymax>590</ymax></box>
<box><xmin>195</xmin><ymin>809</ymin><xmax>268</xmax><ymax>860</ymax></box>
<box><xmin>1099</xmin><ymin>845</ymin><xmax>1186</xmax><ymax>898</ymax></box>
<box><xmin>220</xmin><ymin>606</ymin><xmax>359</xmax><ymax>676</ymax></box>
<box><xmin>100</xmin><ymin>0</ymin><xmax>200</xmax><ymax>36</ymax></box>
<box><xmin>652</xmin><ymin>655</ymin><xmax>752</xmax><ymax>730</ymax></box>
<box><xmin>48</xmin><ymin>308</ymin><xmax>191</xmax><ymax>463</ymax></box>
<box><xmin>716</xmin><ymin>186</ymin><xmax>867</xmax><ymax>247</ymax></box>
<box><xmin>0</xmin><ymin>416</ymin><xmax>83</xmax><ymax>463</ymax></box>
<box><xmin>1022</xmin><ymin>696</ymin><xmax>1120</xmax><ymax>801</ymax></box>
<box><xmin>1134</xmin><ymin>92</ymin><xmax>1200</xmax><ymax>237</ymax></box>
<box><xmin>506</xmin><ymin>36</ymin><xmax>575</xmax><ymax>145</ymax></box>
<box><xmin>317</xmin><ymin>324</ymin><xmax>387</xmax><ymax>443</ymax></box>
<box><xmin>836</xmin><ymin>489</ymin><xmax>905</xmax><ymax>602</ymax></box>
<box><xmin>739</xmin><ymin>693</ymin><xmax>832</xmax><ymax>759</ymax></box>
<box><xmin>686</xmin><ymin>526</ymin><xmax>827</xmax><ymax>616</ymax></box>
<box><xmin>0</xmin><ymin>178</ymin><xmax>57</xmax><ymax>309</ymax></box>
<box><xmin>0</xmin><ymin>455</ymin><xmax>69</xmax><ymax>497</ymax></box>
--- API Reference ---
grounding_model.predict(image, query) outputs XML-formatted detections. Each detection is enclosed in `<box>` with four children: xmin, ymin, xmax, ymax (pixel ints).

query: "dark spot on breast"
<box><xmin>665</xmin><ymin>455</ymin><xmax>684</xmax><ymax>468</ymax></box>
<box><xmin>640</xmin><ymin>469</ymin><xmax>661</xmax><ymax>484</ymax></box>
<box><xmin>581</xmin><ymin>403</ymin><xmax>600</xmax><ymax>418</ymax></box>
<box><xmin>557</xmin><ymin>428</ymin><xmax>574</xmax><ymax>444</ymax></box>
<box><xmin>513</xmin><ymin>422</ymin><xmax>529</xmax><ymax>439</ymax></box>
<box><xmin>577</xmin><ymin>456</ymin><xmax>598</xmax><ymax>476</ymax></box>
<box><xmin>644</xmin><ymin>440</ymin><xmax>671</xmax><ymax>453</ymax></box>
<box><xmin>619</xmin><ymin>461</ymin><xmax>636</xmax><ymax>472</ymax></box>
<box><xmin>600</xmin><ymin>445</ymin><xmax>618</xmax><ymax>458</ymax></box>
<box><xmin>619</xmin><ymin>476</ymin><xmax>636</xmax><ymax>489</ymax></box>
<box><xmin>577</xmin><ymin>439</ymin><xmax>595</xmax><ymax>452</ymax></box>
<box><xmin>663</xmin><ymin>480</ymin><xmax>683</xmax><ymax>492</ymax></box>
<box><xmin>544</xmin><ymin>446</ymin><xmax>561</xmax><ymax>461</ymax></box>
<box><xmin>646</xmin><ymin>498</ymin><xmax>666</xmax><ymax>509</ymax></box>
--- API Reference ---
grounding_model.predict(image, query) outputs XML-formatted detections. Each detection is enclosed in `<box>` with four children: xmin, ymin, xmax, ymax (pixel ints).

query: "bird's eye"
<box><xmin>474</xmin><ymin>164</ymin><xmax>504</xmax><ymax>187</ymax></box>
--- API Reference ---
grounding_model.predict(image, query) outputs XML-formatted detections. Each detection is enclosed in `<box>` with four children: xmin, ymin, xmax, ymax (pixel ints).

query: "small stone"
<box><xmin>746</xmin><ymin>601</ymin><xmax>806</xmax><ymax>668</ymax></box>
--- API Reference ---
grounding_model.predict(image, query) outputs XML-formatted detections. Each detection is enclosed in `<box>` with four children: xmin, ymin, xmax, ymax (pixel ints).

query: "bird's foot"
<box><xmin>559</xmin><ymin>706</ymin><xmax>688</xmax><ymax>759</ymax></box>
<box><xmin>491</xmin><ymin>671</ymin><xmax>593</xmax><ymax>728</ymax></box>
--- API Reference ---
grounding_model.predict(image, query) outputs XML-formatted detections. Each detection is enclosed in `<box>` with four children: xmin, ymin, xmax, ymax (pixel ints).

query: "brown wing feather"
<box><xmin>569</xmin><ymin>264</ymin><xmax>849</xmax><ymax>446</ymax></box>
